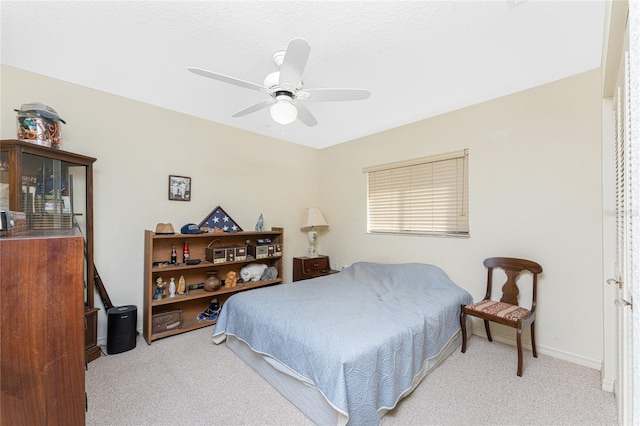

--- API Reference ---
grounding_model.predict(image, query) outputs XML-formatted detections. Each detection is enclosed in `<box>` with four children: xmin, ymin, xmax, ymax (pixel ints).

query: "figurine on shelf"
<box><xmin>154</xmin><ymin>277</ymin><xmax>166</xmax><ymax>300</ymax></box>
<box><xmin>177</xmin><ymin>275</ymin><xmax>186</xmax><ymax>295</ymax></box>
<box><xmin>260</xmin><ymin>266</ymin><xmax>279</xmax><ymax>281</ymax></box>
<box><xmin>169</xmin><ymin>277</ymin><xmax>176</xmax><ymax>297</ymax></box>
<box><xmin>241</xmin><ymin>263</ymin><xmax>267</xmax><ymax>282</ymax></box>
<box><xmin>226</xmin><ymin>271</ymin><xmax>237</xmax><ymax>288</ymax></box>
<box><xmin>255</xmin><ymin>213</ymin><xmax>264</xmax><ymax>232</ymax></box>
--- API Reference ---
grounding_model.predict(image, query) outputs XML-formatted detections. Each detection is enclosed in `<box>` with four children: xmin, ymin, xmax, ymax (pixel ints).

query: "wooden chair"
<box><xmin>460</xmin><ymin>257</ymin><xmax>543</xmax><ymax>376</ymax></box>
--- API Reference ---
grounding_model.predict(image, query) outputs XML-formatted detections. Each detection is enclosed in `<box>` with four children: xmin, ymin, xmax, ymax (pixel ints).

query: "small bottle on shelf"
<box><xmin>171</xmin><ymin>246</ymin><xmax>177</xmax><ymax>264</ymax></box>
<box><xmin>183</xmin><ymin>241</ymin><xmax>189</xmax><ymax>263</ymax></box>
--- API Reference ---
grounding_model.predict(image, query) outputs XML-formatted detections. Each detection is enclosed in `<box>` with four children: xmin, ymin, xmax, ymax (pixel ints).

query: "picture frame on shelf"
<box><xmin>168</xmin><ymin>175</ymin><xmax>191</xmax><ymax>201</ymax></box>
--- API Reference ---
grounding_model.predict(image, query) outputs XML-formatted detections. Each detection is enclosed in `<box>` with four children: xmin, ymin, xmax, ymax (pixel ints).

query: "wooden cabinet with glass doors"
<box><xmin>0</xmin><ymin>139</ymin><xmax>100</xmax><ymax>362</ymax></box>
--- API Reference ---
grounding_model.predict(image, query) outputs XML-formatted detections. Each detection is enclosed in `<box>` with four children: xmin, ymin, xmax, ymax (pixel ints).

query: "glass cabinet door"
<box><xmin>0</xmin><ymin>152</ymin><xmax>8</xmax><ymax>210</ymax></box>
<box><xmin>22</xmin><ymin>153</ymin><xmax>75</xmax><ymax>230</ymax></box>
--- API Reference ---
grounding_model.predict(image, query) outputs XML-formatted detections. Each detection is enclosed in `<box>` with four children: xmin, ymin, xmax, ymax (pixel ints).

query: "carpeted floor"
<box><xmin>86</xmin><ymin>327</ymin><xmax>616</xmax><ymax>425</ymax></box>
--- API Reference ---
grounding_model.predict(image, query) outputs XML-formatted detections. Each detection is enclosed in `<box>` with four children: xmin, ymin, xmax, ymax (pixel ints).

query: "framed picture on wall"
<box><xmin>168</xmin><ymin>175</ymin><xmax>191</xmax><ymax>201</ymax></box>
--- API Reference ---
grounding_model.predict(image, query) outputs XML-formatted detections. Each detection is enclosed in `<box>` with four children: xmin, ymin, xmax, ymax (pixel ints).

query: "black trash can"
<box><xmin>107</xmin><ymin>305</ymin><xmax>137</xmax><ymax>354</ymax></box>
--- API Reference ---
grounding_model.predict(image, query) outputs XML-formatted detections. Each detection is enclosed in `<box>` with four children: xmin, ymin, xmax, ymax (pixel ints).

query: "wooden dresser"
<box><xmin>1</xmin><ymin>231</ymin><xmax>85</xmax><ymax>425</ymax></box>
<box><xmin>292</xmin><ymin>255</ymin><xmax>339</xmax><ymax>282</ymax></box>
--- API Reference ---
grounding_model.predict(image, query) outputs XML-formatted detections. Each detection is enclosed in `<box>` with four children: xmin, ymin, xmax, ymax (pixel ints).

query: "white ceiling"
<box><xmin>1</xmin><ymin>1</ymin><xmax>606</xmax><ymax>149</ymax></box>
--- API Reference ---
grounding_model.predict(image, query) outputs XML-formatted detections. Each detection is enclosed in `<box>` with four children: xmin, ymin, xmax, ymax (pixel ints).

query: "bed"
<box><xmin>212</xmin><ymin>261</ymin><xmax>473</xmax><ymax>425</ymax></box>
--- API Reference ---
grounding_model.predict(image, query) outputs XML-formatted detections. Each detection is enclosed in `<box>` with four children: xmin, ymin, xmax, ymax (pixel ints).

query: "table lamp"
<box><xmin>301</xmin><ymin>207</ymin><xmax>329</xmax><ymax>258</ymax></box>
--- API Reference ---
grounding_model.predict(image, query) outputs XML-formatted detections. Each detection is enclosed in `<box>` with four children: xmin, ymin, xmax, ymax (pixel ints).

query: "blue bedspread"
<box><xmin>212</xmin><ymin>262</ymin><xmax>472</xmax><ymax>425</ymax></box>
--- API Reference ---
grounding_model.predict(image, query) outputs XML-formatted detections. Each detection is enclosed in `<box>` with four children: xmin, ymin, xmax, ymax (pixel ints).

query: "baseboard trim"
<box><xmin>600</xmin><ymin>360</ymin><xmax>616</xmax><ymax>392</ymax></box>
<box><xmin>601</xmin><ymin>377</ymin><xmax>615</xmax><ymax>392</ymax></box>
<box><xmin>470</xmin><ymin>324</ymin><xmax>602</xmax><ymax>371</ymax></box>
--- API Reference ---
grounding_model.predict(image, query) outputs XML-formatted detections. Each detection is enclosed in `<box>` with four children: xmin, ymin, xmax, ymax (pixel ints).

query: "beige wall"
<box><xmin>318</xmin><ymin>69</ymin><xmax>604</xmax><ymax>368</ymax></box>
<box><xmin>1</xmin><ymin>65</ymin><xmax>320</xmax><ymax>341</ymax></box>
<box><xmin>1</xmin><ymin>65</ymin><xmax>605</xmax><ymax>368</ymax></box>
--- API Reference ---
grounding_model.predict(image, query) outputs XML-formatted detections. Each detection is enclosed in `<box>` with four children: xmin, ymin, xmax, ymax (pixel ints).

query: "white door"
<box><xmin>611</xmin><ymin>46</ymin><xmax>634</xmax><ymax>426</ymax></box>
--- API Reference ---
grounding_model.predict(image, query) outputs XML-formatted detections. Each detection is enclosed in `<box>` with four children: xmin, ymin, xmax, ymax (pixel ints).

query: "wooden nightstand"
<box><xmin>292</xmin><ymin>255</ymin><xmax>340</xmax><ymax>282</ymax></box>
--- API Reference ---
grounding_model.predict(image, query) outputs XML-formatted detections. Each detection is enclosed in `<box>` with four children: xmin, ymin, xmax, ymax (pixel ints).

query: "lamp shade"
<box><xmin>300</xmin><ymin>207</ymin><xmax>329</xmax><ymax>231</ymax></box>
<box><xmin>270</xmin><ymin>96</ymin><xmax>297</xmax><ymax>125</ymax></box>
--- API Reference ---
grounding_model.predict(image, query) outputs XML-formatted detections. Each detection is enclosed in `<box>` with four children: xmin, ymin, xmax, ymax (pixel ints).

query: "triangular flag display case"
<box><xmin>199</xmin><ymin>206</ymin><xmax>243</xmax><ymax>232</ymax></box>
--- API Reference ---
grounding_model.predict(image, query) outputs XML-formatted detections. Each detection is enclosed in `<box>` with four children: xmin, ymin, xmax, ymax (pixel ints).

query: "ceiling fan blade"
<box><xmin>296</xmin><ymin>103</ymin><xmax>318</xmax><ymax>127</ymax></box>
<box><xmin>187</xmin><ymin>67</ymin><xmax>266</xmax><ymax>92</ymax></box>
<box><xmin>279</xmin><ymin>38</ymin><xmax>311</xmax><ymax>87</ymax></box>
<box><xmin>299</xmin><ymin>88</ymin><xmax>371</xmax><ymax>102</ymax></box>
<box><xmin>232</xmin><ymin>99</ymin><xmax>272</xmax><ymax>117</ymax></box>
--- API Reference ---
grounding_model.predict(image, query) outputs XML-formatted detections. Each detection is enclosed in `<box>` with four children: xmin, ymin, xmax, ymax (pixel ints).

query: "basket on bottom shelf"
<box><xmin>152</xmin><ymin>310</ymin><xmax>182</xmax><ymax>333</ymax></box>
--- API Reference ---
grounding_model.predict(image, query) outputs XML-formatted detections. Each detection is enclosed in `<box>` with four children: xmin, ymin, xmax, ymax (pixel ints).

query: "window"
<box><xmin>364</xmin><ymin>149</ymin><xmax>469</xmax><ymax>237</ymax></box>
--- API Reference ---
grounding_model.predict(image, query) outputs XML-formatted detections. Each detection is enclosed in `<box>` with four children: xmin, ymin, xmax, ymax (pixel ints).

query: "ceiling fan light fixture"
<box><xmin>189</xmin><ymin>37</ymin><xmax>369</xmax><ymax>128</ymax></box>
<box><xmin>270</xmin><ymin>94</ymin><xmax>297</xmax><ymax>125</ymax></box>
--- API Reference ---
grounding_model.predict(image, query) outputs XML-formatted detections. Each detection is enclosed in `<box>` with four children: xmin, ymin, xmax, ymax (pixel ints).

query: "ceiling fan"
<box><xmin>187</xmin><ymin>37</ymin><xmax>371</xmax><ymax>126</ymax></box>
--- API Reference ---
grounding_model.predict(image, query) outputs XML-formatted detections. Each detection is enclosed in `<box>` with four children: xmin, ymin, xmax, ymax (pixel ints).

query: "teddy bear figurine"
<box><xmin>226</xmin><ymin>271</ymin><xmax>238</xmax><ymax>288</ymax></box>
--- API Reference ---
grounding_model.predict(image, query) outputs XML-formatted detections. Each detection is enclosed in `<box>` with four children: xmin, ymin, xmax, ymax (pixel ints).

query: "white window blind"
<box><xmin>364</xmin><ymin>149</ymin><xmax>469</xmax><ymax>236</ymax></box>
